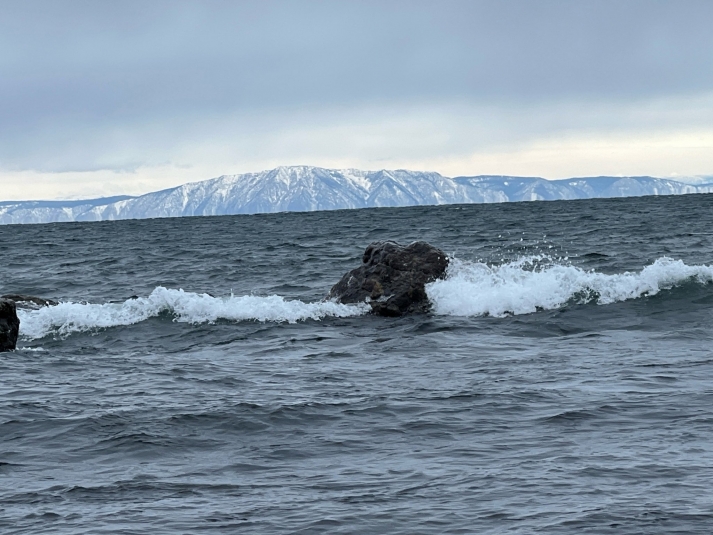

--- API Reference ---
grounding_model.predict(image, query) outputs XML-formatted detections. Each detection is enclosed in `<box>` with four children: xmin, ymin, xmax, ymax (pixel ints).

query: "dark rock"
<box><xmin>328</xmin><ymin>241</ymin><xmax>449</xmax><ymax>316</ymax></box>
<box><xmin>0</xmin><ymin>299</ymin><xmax>20</xmax><ymax>352</ymax></box>
<box><xmin>1</xmin><ymin>294</ymin><xmax>58</xmax><ymax>310</ymax></box>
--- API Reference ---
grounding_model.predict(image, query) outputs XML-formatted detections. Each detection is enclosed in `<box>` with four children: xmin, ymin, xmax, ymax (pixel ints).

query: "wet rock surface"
<box><xmin>0</xmin><ymin>299</ymin><xmax>20</xmax><ymax>351</ymax></box>
<box><xmin>1</xmin><ymin>294</ymin><xmax>59</xmax><ymax>310</ymax></box>
<box><xmin>328</xmin><ymin>241</ymin><xmax>449</xmax><ymax>316</ymax></box>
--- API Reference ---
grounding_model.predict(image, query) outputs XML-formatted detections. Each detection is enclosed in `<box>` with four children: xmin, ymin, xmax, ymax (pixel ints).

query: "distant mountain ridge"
<box><xmin>3</xmin><ymin>166</ymin><xmax>713</xmax><ymax>225</ymax></box>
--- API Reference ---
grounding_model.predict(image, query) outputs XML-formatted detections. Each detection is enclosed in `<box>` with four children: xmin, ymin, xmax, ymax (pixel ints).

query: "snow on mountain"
<box><xmin>0</xmin><ymin>196</ymin><xmax>134</xmax><ymax>225</ymax></box>
<box><xmin>3</xmin><ymin>166</ymin><xmax>713</xmax><ymax>225</ymax></box>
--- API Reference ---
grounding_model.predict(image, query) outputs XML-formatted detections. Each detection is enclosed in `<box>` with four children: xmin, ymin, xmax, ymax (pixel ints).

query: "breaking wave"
<box><xmin>426</xmin><ymin>256</ymin><xmax>713</xmax><ymax>317</ymax></box>
<box><xmin>16</xmin><ymin>257</ymin><xmax>713</xmax><ymax>339</ymax></box>
<box><xmin>18</xmin><ymin>287</ymin><xmax>369</xmax><ymax>340</ymax></box>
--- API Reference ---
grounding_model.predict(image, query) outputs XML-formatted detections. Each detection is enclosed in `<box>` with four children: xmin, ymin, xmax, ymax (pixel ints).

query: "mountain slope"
<box><xmin>2</xmin><ymin>167</ymin><xmax>712</xmax><ymax>225</ymax></box>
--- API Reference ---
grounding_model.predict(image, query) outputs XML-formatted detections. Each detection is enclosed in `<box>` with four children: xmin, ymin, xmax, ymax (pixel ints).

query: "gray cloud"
<box><xmin>1</xmin><ymin>0</ymin><xmax>712</xmax><ymax>174</ymax></box>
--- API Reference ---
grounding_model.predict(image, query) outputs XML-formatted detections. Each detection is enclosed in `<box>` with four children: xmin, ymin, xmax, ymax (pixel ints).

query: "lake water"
<box><xmin>2</xmin><ymin>194</ymin><xmax>713</xmax><ymax>533</ymax></box>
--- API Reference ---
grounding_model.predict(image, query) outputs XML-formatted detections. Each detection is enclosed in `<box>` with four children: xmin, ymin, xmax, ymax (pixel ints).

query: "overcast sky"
<box><xmin>2</xmin><ymin>0</ymin><xmax>713</xmax><ymax>200</ymax></box>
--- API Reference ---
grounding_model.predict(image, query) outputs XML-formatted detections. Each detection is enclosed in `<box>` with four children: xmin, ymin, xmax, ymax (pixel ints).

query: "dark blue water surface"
<box><xmin>2</xmin><ymin>194</ymin><xmax>713</xmax><ymax>534</ymax></box>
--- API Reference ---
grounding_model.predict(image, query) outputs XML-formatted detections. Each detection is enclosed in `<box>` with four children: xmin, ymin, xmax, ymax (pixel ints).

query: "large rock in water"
<box><xmin>328</xmin><ymin>241</ymin><xmax>449</xmax><ymax>316</ymax></box>
<box><xmin>0</xmin><ymin>299</ymin><xmax>20</xmax><ymax>351</ymax></box>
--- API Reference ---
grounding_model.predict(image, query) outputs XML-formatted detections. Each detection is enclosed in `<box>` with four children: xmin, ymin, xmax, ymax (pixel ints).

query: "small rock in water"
<box><xmin>1</xmin><ymin>294</ymin><xmax>59</xmax><ymax>310</ymax></box>
<box><xmin>0</xmin><ymin>299</ymin><xmax>20</xmax><ymax>352</ymax></box>
<box><xmin>328</xmin><ymin>241</ymin><xmax>449</xmax><ymax>316</ymax></box>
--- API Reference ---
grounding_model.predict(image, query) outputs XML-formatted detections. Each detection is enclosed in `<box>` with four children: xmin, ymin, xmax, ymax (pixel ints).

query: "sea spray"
<box><xmin>17</xmin><ymin>287</ymin><xmax>369</xmax><ymax>340</ymax></box>
<box><xmin>16</xmin><ymin>258</ymin><xmax>713</xmax><ymax>338</ymax></box>
<box><xmin>426</xmin><ymin>256</ymin><xmax>713</xmax><ymax>317</ymax></box>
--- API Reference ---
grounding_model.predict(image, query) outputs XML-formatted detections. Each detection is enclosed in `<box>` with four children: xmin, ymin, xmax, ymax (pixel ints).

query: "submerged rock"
<box><xmin>0</xmin><ymin>299</ymin><xmax>20</xmax><ymax>351</ymax></box>
<box><xmin>328</xmin><ymin>241</ymin><xmax>449</xmax><ymax>316</ymax></box>
<box><xmin>1</xmin><ymin>294</ymin><xmax>58</xmax><ymax>310</ymax></box>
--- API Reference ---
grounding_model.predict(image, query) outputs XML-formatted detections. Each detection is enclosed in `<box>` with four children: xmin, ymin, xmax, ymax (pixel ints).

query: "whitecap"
<box><xmin>426</xmin><ymin>256</ymin><xmax>713</xmax><ymax>317</ymax></box>
<box><xmin>17</xmin><ymin>287</ymin><xmax>369</xmax><ymax>340</ymax></box>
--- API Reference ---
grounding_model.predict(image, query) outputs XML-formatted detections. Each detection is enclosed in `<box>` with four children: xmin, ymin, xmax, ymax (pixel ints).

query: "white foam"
<box><xmin>17</xmin><ymin>287</ymin><xmax>368</xmax><ymax>340</ymax></box>
<box><xmin>426</xmin><ymin>256</ymin><xmax>713</xmax><ymax>317</ymax></box>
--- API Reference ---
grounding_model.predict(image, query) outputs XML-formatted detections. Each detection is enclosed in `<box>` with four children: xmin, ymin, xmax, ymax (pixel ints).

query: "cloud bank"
<box><xmin>2</xmin><ymin>0</ymin><xmax>712</xmax><ymax>199</ymax></box>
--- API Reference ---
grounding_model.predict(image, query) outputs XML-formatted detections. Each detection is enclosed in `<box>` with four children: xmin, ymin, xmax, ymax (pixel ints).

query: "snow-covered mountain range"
<box><xmin>3</xmin><ymin>166</ymin><xmax>713</xmax><ymax>225</ymax></box>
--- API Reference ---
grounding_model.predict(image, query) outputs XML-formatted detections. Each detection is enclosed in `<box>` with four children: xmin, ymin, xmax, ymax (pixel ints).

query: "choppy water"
<box><xmin>2</xmin><ymin>194</ymin><xmax>713</xmax><ymax>534</ymax></box>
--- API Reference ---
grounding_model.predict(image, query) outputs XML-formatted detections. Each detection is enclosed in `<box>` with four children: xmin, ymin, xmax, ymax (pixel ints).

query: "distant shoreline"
<box><xmin>3</xmin><ymin>166</ymin><xmax>713</xmax><ymax>225</ymax></box>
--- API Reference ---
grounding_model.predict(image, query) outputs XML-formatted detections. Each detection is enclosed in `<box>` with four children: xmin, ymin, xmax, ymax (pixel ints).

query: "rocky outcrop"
<box><xmin>0</xmin><ymin>299</ymin><xmax>20</xmax><ymax>351</ymax></box>
<box><xmin>328</xmin><ymin>241</ymin><xmax>449</xmax><ymax>316</ymax></box>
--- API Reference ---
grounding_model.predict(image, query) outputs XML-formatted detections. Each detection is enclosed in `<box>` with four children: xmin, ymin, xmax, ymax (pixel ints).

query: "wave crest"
<box><xmin>16</xmin><ymin>257</ymin><xmax>713</xmax><ymax>338</ymax></box>
<box><xmin>426</xmin><ymin>256</ymin><xmax>713</xmax><ymax>317</ymax></box>
<box><xmin>18</xmin><ymin>287</ymin><xmax>368</xmax><ymax>340</ymax></box>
